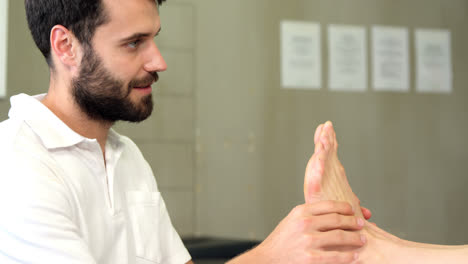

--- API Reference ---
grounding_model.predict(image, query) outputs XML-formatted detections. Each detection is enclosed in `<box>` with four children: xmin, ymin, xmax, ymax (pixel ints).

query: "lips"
<box><xmin>133</xmin><ymin>80</ymin><xmax>154</xmax><ymax>89</ymax></box>
<box><xmin>130</xmin><ymin>73</ymin><xmax>158</xmax><ymax>89</ymax></box>
<box><xmin>134</xmin><ymin>84</ymin><xmax>152</xmax><ymax>89</ymax></box>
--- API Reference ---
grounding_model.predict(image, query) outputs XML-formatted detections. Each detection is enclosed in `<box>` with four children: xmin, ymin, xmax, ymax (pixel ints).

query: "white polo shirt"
<box><xmin>0</xmin><ymin>94</ymin><xmax>191</xmax><ymax>264</ymax></box>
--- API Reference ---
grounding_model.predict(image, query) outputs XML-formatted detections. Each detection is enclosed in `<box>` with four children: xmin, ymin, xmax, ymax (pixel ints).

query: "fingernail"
<box><xmin>361</xmin><ymin>234</ymin><xmax>367</xmax><ymax>244</ymax></box>
<box><xmin>357</xmin><ymin>218</ymin><xmax>364</xmax><ymax>227</ymax></box>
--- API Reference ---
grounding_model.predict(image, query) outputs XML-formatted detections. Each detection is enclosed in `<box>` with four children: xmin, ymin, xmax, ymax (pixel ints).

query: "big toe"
<box><xmin>322</xmin><ymin>121</ymin><xmax>338</xmax><ymax>151</ymax></box>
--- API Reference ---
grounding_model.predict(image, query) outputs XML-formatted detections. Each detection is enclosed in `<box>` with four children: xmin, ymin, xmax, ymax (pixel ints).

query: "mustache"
<box><xmin>128</xmin><ymin>72</ymin><xmax>159</xmax><ymax>88</ymax></box>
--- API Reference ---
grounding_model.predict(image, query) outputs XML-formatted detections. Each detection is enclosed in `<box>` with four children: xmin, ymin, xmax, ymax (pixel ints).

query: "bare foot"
<box><xmin>304</xmin><ymin>121</ymin><xmax>404</xmax><ymax>263</ymax></box>
<box><xmin>303</xmin><ymin>121</ymin><xmax>468</xmax><ymax>263</ymax></box>
<box><xmin>304</xmin><ymin>121</ymin><xmax>361</xmax><ymax>216</ymax></box>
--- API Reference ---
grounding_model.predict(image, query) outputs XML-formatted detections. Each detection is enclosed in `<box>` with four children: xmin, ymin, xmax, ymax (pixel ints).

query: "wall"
<box><xmin>0</xmin><ymin>0</ymin><xmax>7</xmax><ymax>98</ymax></box>
<box><xmin>261</xmin><ymin>0</ymin><xmax>468</xmax><ymax>244</ymax></box>
<box><xmin>188</xmin><ymin>0</ymin><xmax>468</xmax><ymax>244</ymax></box>
<box><xmin>2</xmin><ymin>0</ymin><xmax>468</xmax><ymax>245</ymax></box>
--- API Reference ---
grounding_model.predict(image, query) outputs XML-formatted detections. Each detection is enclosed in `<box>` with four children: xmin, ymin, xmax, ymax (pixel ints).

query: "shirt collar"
<box><xmin>8</xmin><ymin>93</ymin><xmax>123</xmax><ymax>151</ymax></box>
<box><xmin>107</xmin><ymin>128</ymin><xmax>124</xmax><ymax>152</ymax></box>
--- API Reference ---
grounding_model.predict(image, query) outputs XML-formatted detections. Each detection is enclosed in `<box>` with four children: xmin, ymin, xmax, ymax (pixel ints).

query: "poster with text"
<box><xmin>328</xmin><ymin>25</ymin><xmax>367</xmax><ymax>92</ymax></box>
<box><xmin>372</xmin><ymin>26</ymin><xmax>409</xmax><ymax>92</ymax></box>
<box><xmin>281</xmin><ymin>21</ymin><xmax>321</xmax><ymax>90</ymax></box>
<box><xmin>415</xmin><ymin>29</ymin><xmax>452</xmax><ymax>94</ymax></box>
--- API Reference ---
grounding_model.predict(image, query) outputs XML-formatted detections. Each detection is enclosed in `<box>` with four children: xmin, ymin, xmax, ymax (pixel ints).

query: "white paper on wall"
<box><xmin>415</xmin><ymin>29</ymin><xmax>453</xmax><ymax>93</ymax></box>
<box><xmin>0</xmin><ymin>1</ymin><xmax>8</xmax><ymax>98</ymax></box>
<box><xmin>280</xmin><ymin>21</ymin><xmax>321</xmax><ymax>90</ymax></box>
<box><xmin>328</xmin><ymin>25</ymin><xmax>367</xmax><ymax>92</ymax></box>
<box><xmin>371</xmin><ymin>26</ymin><xmax>410</xmax><ymax>92</ymax></box>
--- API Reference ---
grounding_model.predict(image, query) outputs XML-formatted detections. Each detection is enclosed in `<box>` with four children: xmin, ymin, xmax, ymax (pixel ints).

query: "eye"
<box><xmin>128</xmin><ymin>40</ymin><xmax>141</xmax><ymax>49</ymax></box>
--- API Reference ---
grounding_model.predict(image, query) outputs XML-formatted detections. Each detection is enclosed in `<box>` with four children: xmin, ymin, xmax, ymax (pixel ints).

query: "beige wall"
<box><xmin>2</xmin><ymin>0</ymin><xmax>468</xmax><ymax>245</ymax></box>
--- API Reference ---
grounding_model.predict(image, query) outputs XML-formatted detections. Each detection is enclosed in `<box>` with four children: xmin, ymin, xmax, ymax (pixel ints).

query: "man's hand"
<box><xmin>227</xmin><ymin>200</ymin><xmax>366</xmax><ymax>264</ymax></box>
<box><xmin>227</xmin><ymin>121</ymin><xmax>372</xmax><ymax>264</ymax></box>
<box><xmin>257</xmin><ymin>201</ymin><xmax>365</xmax><ymax>264</ymax></box>
<box><xmin>361</xmin><ymin>206</ymin><xmax>372</xmax><ymax>220</ymax></box>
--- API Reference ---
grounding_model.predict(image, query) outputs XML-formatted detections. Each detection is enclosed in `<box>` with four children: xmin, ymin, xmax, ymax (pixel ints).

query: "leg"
<box><xmin>304</xmin><ymin>121</ymin><xmax>468</xmax><ymax>264</ymax></box>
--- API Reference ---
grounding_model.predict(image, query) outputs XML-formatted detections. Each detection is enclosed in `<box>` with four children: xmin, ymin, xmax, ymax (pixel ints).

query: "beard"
<box><xmin>71</xmin><ymin>46</ymin><xmax>158</xmax><ymax>123</ymax></box>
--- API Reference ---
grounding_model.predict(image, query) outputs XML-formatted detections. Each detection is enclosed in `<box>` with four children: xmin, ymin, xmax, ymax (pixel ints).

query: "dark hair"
<box><xmin>24</xmin><ymin>0</ymin><xmax>166</xmax><ymax>67</ymax></box>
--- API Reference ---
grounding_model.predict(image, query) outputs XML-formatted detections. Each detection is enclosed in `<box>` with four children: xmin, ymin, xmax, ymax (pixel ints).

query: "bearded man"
<box><xmin>0</xmin><ymin>0</ymin><xmax>370</xmax><ymax>263</ymax></box>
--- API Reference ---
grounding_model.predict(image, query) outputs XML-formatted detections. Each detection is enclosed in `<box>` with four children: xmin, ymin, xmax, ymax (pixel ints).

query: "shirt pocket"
<box><xmin>126</xmin><ymin>191</ymin><xmax>164</xmax><ymax>264</ymax></box>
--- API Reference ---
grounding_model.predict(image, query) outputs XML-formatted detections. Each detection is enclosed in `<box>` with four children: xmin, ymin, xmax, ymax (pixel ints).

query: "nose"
<box><xmin>143</xmin><ymin>41</ymin><xmax>167</xmax><ymax>73</ymax></box>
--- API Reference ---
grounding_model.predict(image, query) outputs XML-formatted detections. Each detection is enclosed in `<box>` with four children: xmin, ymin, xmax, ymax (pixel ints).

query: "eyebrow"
<box><xmin>119</xmin><ymin>27</ymin><xmax>162</xmax><ymax>43</ymax></box>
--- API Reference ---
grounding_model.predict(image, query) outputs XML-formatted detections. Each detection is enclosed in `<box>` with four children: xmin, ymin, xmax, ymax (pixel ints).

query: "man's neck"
<box><xmin>41</xmin><ymin>88</ymin><xmax>113</xmax><ymax>154</ymax></box>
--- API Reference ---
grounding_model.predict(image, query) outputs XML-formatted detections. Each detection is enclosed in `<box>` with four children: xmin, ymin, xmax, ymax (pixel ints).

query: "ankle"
<box><xmin>357</xmin><ymin>225</ymin><xmax>407</xmax><ymax>263</ymax></box>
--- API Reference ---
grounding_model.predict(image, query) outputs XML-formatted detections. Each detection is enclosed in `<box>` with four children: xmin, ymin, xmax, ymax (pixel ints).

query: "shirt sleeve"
<box><xmin>0</xmin><ymin>158</ymin><xmax>97</xmax><ymax>264</ymax></box>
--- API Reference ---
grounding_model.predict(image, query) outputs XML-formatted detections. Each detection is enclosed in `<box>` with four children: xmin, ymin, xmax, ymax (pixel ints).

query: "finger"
<box><xmin>316</xmin><ymin>214</ymin><xmax>364</xmax><ymax>232</ymax></box>
<box><xmin>314</xmin><ymin>230</ymin><xmax>366</xmax><ymax>249</ymax></box>
<box><xmin>305</xmin><ymin>200</ymin><xmax>355</xmax><ymax>216</ymax></box>
<box><xmin>360</xmin><ymin>207</ymin><xmax>372</xmax><ymax>220</ymax></box>
<box><xmin>309</xmin><ymin>251</ymin><xmax>358</xmax><ymax>264</ymax></box>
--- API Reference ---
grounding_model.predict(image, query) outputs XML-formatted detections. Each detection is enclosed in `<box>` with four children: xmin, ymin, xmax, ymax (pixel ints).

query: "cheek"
<box><xmin>101</xmin><ymin>62</ymin><xmax>133</xmax><ymax>86</ymax></box>
<box><xmin>97</xmin><ymin>47</ymin><xmax>145</xmax><ymax>84</ymax></box>
<box><xmin>110</xmin><ymin>60</ymin><xmax>142</xmax><ymax>83</ymax></box>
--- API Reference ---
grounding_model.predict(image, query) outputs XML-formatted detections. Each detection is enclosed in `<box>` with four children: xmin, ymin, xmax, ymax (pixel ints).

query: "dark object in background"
<box><xmin>183</xmin><ymin>237</ymin><xmax>261</xmax><ymax>263</ymax></box>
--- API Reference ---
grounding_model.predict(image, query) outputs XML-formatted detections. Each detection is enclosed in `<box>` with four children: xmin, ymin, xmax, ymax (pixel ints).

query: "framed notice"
<box><xmin>415</xmin><ymin>29</ymin><xmax>452</xmax><ymax>93</ymax></box>
<box><xmin>281</xmin><ymin>21</ymin><xmax>322</xmax><ymax>90</ymax></box>
<box><xmin>328</xmin><ymin>25</ymin><xmax>367</xmax><ymax>92</ymax></box>
<box><xmin>371</xmin><ymin>26</ymin><xmax>410</xmax><ymax>92</ymax></box>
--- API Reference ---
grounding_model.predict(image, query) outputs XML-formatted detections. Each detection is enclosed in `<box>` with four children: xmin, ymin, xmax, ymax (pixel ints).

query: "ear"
<box><xmin>50</xmin><ymin>25</ymin><xmax>81</xmax><ymax>70</ymax></box>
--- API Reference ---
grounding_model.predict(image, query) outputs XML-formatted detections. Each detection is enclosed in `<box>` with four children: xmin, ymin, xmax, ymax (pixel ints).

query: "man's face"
<box><xmin>71</xmin><ymin>0</ymin><xmax>166</xmax><ymax>123</ymax></box>
<box><xmin>71</xmin><ymin>46</ymin><xmax>156</xmax><ymax>122</ymax></box>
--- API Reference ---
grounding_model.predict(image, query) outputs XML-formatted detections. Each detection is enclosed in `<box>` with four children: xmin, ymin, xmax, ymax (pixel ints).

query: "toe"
<box><xmin>314</xmin><ymin>124</ymin><xmax>324</xmax><ymax>145</ymax></box>
<box><xmin>320</xmin><ymin>128</ymin><xmax>331</xmax><ymax>151</ymax></box>
<box><xmin>329</xmin><ymin>122</ymin><xmax>339</xmax><ymax>151</ymax></box>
